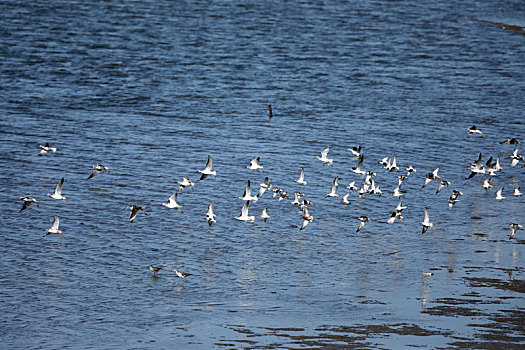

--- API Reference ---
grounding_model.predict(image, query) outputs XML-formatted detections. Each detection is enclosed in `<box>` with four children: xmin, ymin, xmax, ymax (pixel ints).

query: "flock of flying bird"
<box><xmin>19</xmin><ymin>126</ymin><xmax>524</xmax><ymax>281</ymax></box>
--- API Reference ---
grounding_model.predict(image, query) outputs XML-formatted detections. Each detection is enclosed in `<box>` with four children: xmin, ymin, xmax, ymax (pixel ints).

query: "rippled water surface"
<box><xmin>1</xmin><ymin>0</ymin><xmax>524</xmax><ymax>348</ymax></box>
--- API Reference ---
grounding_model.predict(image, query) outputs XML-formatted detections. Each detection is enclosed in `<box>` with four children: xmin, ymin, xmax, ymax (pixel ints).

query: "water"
<box><xmin>1</xmin><ymin>0</ymin><xmax>524</xmax><ymax>348</ymax></box>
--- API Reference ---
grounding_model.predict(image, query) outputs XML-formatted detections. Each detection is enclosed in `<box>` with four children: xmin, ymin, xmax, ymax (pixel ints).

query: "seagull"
<box><xmin>47</xmin><ymin>178</ymin><xmax>68</xmax><ymax>203</ymax></box>
<box><xmin>239</xmin><ymin>180</ymin><xmax>259</xmax><ymax>202</ymax></box>
<box><xmin>149</xmin><ymin>265</ymin><xmax>162</xmax><ymax>276</ymax></box>
<box><xmin>198</xmin><ymin>155</ymin><xmax>216</xmax><ymax>180</ymax></box>
<box><xmin>387</xmin><ymin>156</ymin><xmax>399</xmax><ymax>172</ymax></box>
<box><xmin>247</xmin><ymin>157</ymin><xmax>263</xmax><ymax>172</ymax></box>
<box><xmin>509</xmin><ymin>223</ymin><xmax>523</xmax><ymax>239</ymax></box>
<box><xmin>436</xmin><ymin>180</ymin><xmax>451</xmax><ymax>194</ymax></box>
<box><xmin>351</xmin><ymin>156</ymin><xmax>366</xmax><ymax>175</ymax></box>
<box><xmin>348</xmin><ymin>145</ymin><xmax>362</xmax><ymax>158</ymax></box>
<box><xmin>500</xmin><ymin>138</ymin><xmax>520</xmax><ymax>145</ymax></box>
<box><xmin>38</xmin><ymin>143</ymin><xmax>57</xmax><ymax>156</ymax></box>
<box><xmin>391</xmin><ymin>184</ymin><xmax>404</xmax><ymax>198</ymax></box>
<box><xmin>256</xmin><ymin>177</ymin><xmax>271</xmax><ymax>198</ymax></box>
<box><xmin>510</xmin><ymin>149</ymin><xmax>524</xmax><ymax>167</ymax></box>
<box><xmin>205</xmin><ymin>201</ymin><xmax>216</xmax><ymax>226</ymax></box>
<box><xmin>356</xmin><ymin>216</ymin><xmax>371</xmax><ymax>232</ymax></box>
<box><xmin>347</xmin><ymin>180</ymin><xmax>358</xmax><ymax>191</ymax></box>
<box><xmin>234</xmin><ymin>201</ymin><xmax>255</xmax><ymax>222</ymax></box>
<box><xmin>422</xmin><ymin>168</ymin><xmax>440</xmax><ymax>188</ymax></box>
<box><xmin>178</xmin><ymin>176</ymin><xmax>194</xmax><ymax>193</ymax></box>
<box><xmin>468</xmin><ymin>125</ymin><xmax>482</xmax><ymax>136</ymax></box>
<box><xmin>19</xmin><ymin>196</ymin><xmax>38</xmax><ymax>212</ymax></box>
<box><xmin>394</xmin><ymin>201</ymin><xmax>407</xmax><ymax>212</ymax></box>
<box><xmin>481</xmin><ymin>178</ymin><xmax>493</xmax><ymax>190</ymax></box>
<box><xmin>468</xmin><ymin>153</ymin><xmax>485</xmax><ymax>179</ymax></box>
<box><xmin>379</xmin><ymin>156</ymin><xmax>390</xmax><ymax>168</ymax></box>
<box><xmin>317</xmin><ymin>147</ymin><xmax>333</xmax><ymax>166</ymax></box>
<box><xmin>300</xmin><ymin>206</ymin><xmax>314</xmax><ymax>230</ymax></box>
<box><xmin>162</xmin><ymin>192</ymin><xmax>183</xmax><ymax>212</ymax></box>
<box><xmin>87</xmin><ymin>165</ymin><xmax>109</xmax><ymax>179</ymax></box>
<box><xmin>294</xmin><ymin>168</ymin><xmax>307</xmax><ymax>186</ymax></box>
<box><xmin>511</xmin><ymin>187</ymin><xmax>523</xmax><ymax>197</ymax></box>
<box><xmin>420</xmin><ymin>207</ymin><xmax>433</xmax><ymax>234</ymax></box>
<box><xmin>174</xmin><ymin>268</ymin><xmax>192</xmax><ymax>283</ymax></box>
<box><xmin>369</xmin><ymin>178</ymin><xmax>382</xmax><ymax>195</ymax></box>
<box><xmin>126</xmin><ymin>205</ymin><xmax>147</xmax><ymax>222</ymax></box>
<box><xmin>259</xmin><ymin>207</ymin><xmax>271</xmax><ymax>222</ymax></box>
<box><xmin>326</xmin><ymin>176</ymin><xmax>339</xmax><ymax>198</ymax></box>
<box><xmin>340</xmin><ymin>193</ymin><xmax>351</xmax><ymax>205</ymax></box>
<box><xmin>291</xmin><ymin>192</ymin><xmax>303</xmax><ymax>205</ymax></box>
<box><xmin>44</xmin><ymin>215</ymin><xmax>62</xmax><ymax>238</ymax></box>
<box><xmin>493</xmin><ymin>188</ymin><xmax>506</xmax><ymax>201</ymax></box>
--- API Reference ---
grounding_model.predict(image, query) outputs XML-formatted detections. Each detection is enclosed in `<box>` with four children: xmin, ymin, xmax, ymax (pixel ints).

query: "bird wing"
<box><xmin>357</xmin><ymin>221</ymin><xmax>365</xmax><ymax>232</ymax></box>
<box><xmin>205</xmin><ymin>155</ymin><xmax>213</xmax><ymax>170</ymax></box>
<box><xmin>241</xmin><ymin>201</ymin><xmax>249</xmax><ymax>216</ymax></box>
<box><xmin>55</xmin><ymin>178</ymin><xmax>64</xmax><ymax>195</ymax></box>
<box><xmin>424</xmin><ymin>207</ymin><xmax>430</xmax><ymax>222</ymax></box>
<box><xmin>51</xmin><ymin>215</ymin><xmax>60</xmax><ymax>230</ymax></box>
<box><xmin>321</xmin><ymin>147</ymin><xmax>330</xmax><ymax>158</ymax></box>
<box><xmin>87</xmin><ymin>169</ymin><xmax>100</xmax><ymax>179</ymax></box>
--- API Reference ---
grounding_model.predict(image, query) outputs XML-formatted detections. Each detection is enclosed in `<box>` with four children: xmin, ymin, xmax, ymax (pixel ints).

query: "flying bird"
<box><xmin>38</xmin><ymin>143</ymin><xmax>57</xmax><ymax>156</ymax></box>
<box><xmin>19</xmin><ymin>196</ymin><xmax>38</xmax><ymax>212</ymax></box>
<box><xmin>247</xmin><ymin>157</ymin><xmax>263</xmax><ymax>172</ymax></box>
<box><xmin>44</xmin><ymin>215</ymin><xmax>62</xmax><ymax>238</ymax></box>
<box><xmin>420</xmin><ymin>207</ymin><xmax>433</xmax><ymax>234</ymax></box>
<box><xmin>356</xmin><ymin>216</ymin><xmax>371</xmax><ymax>232</ymax></box>
<box><xmin>259</xmin><ymin>207</ymin><xmax>271</xmax><ymax>222</ymax></box>
<box><xmin>468</xmin><ymin>125</ymin><xmax>482</xmax><ymax>136</ymax></box>
<box><xmin>294</xmin><ymin>168</ymin><xmax>307</xmax><ymax>186</ymax></box>
<box><xmin>509</xmin><ymin>223</ymin><xmax>523</xmax><ymax>239</ymax></box>
<box><xmin>198</xmin><ymin>155</ymin><xmax>216</xmax><ymax>180</ymax></box>
<box><xmin>317</xmin><ymin>147</ymin><xmax>333</xmax><ymax>166</ymax></box>
<box><xmin>234</xmin><ymin>201</ymin><xmax>255</xmax><ymax>222</ymax></box>
<box><xmin>300</xmin><ymin>207</ymin><xmax>314</xmax><ymax>230</ymax></box>
<box><xmin>87</xmin><ymin>165</ymin><xmax>109</xmax><ymax>179</ymax></box>
<box><xmin>493</xmin><ymin>188</ymin><xmax>506</xmax><ymax>201</ymax></box>
<box><xmin>162</xmin><ymin>192</ymin><xmax>183</xmax><ymax>212</ymax></box>
<box><xmin>127</xmin><ymin>205</ymin><xmax>147</xmax><ymax>222</ymax></box>
<box><xmin>422</xmin><ymin>168</ymin><xmax>440</xmax><ymax>188</ymax></box>
<box><xmin>47</xmin><ymin>178</ymin><xmax>68</xmax><ymax>203</ymax></box>
<box><xmin>205</xmin><ymin>201</ymin><xmax>216</xmax><ymax>226</ymax></box>
<box><xmin>178</xmin><ymin>176</ymin><xmax>194</xmax><ymax>193</ymax></box>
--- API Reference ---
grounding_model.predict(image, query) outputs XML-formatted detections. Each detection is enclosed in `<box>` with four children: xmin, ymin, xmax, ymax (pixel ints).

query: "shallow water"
<box><xmin>1</xmin><ymin>0</ymin><xmax>524</xmax><ymax>348</ymax></box>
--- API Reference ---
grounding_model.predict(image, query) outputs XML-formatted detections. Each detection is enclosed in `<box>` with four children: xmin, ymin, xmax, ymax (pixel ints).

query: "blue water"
<box><xmin>1</xmin><ymin>0</ymin><xmax>524</xmax><ymax>348</ymax></box>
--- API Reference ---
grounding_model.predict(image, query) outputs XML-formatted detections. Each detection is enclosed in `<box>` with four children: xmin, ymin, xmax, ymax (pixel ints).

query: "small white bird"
<box><xmin>198</xmin><ymin>155</ymin><xmax>216</xmax><ymax>180</ymax></box>
<box><xmin>205</xmin><ymin>201</ymin><xmax>216</xmax><ymax>226</ymax></box>
<box><xmin>126</xmin><ymin>205</ymin><xmax>147</xmax><ymax>222</ymax></box>
<box><xmin>351</xmin><ymin>156</ymin><xmax>366</xmax><ymax>175</ymax></box>
<box><xmin>394</xmin><ymin>202</ymin><xmax>407</xmax><ymax>212</ymax></box>
<box><xmin>239</xmin><ymin>180</ymin><xmax>259</xmax><ymax>202</ymax></box>
<box><xmin>256</xmin><ymin>177</ymin><xmax>271</xmax><ymax>198</ymax></box>
<box><xmin>511</xmin><ymin>187</ymin><xmax>523</xmax><ymax>197</ymax></box>
<box><xmin>247</xmin><ymin>157</ymin><xmax>263</xmax><ymax>172</ymax></box>
<box><xmin>481</xmin><ymin>178</ymin><xmax>493</xmax><ymax>190</ymax></box>
<box><xmin>420</xmin><ymin>207</ymin><xmax>433</xmax><ymax>234</ymax></box>
<box><xmin>387</xmin><ymin>156</ymin><xmax>399</xmax><ymax>172</ymax></box>
<box><xmin>19</xmin><ymin>196</ymin><xmax>38</xmax><ymax>212</ymax></box>
<box><xmin>234</xmin><ymin>201</ymin><xmax>255</xmax><ymax>222</ymax></box>
<box><xmin>47</xmin><ymin>178</ymin><xmax>68</xmax><ymax>203</ymax></box>
<box><xmin>300</xmin><ymin>207</ymin><xmax>314</xmax><ymax>230</ymax></box>
<box><xmin>317</xmin><ymin>147</ymin><xmax>333</xmax><ymax>166</ymax></box>
<box><xmin>406</xmin><ymin>165</ymin><xmax>416</xmax><ymax>176</ymax></box>
<box><xmin>391</xmin><ymin>184</ymin><xmax>404</xmax><ymax>198</ymax></box>
<box><xmin>509</xmin><ymin>223</ymin><xmax>523</xmax><ymax>239</ymax></box>
<box><xmin>493</xmin><ymin>188</ymin><xmax>506</xmax><ymax>201</ymax></box>
<box><xmin>259</xmin><ymin>207</ymin><xmax>271</xmax><ymax>222</ymax></box>
<box><xmin>294</xmin><ymin>168</ymin><xmax>307</xmax><ymax>186</ymax></box>
<box><xmin>356</xmin><ymin>216</ymin><xmax>370</xmax><ymax>232</ymax></box>
<box><xmin>340</xmin><ymin>193</ymin><xmax>351</xmax><ymax>205</ymax></box>
<box><xmin>174</xmin><ymin>268</ymin><xmax>192</xmax><ymax>283</ymax></box>
<box><xmin>87</xmin><ymin>165</ymin><xmax>109</xmax><ymax>180</ymax></box>
<box><xmin>510</xmin><ymin>149</ymin><xmax>524</xmax><ymax>167</ymax></box>
<box><xmin>44</xmin><ymin>215</ymin><xmax>62</xmax><ymax>238</ymax></box>
<box><xmin>348</xmin><ymin>145</ymin><xmax>362</xmax><ymax>158</ymax></box>
<box><xmin>326</xmin><ymin>176</ymin><xmax>339</xmax><ymax>198</ymax></box>
<box><xmin>468</xmin><ymin>125</ymin><xmax>482</xmax><ymax>136</ymax></box>
<box><xmin>347</xmin><ymin>180</ymin><xmax>358</xmax><ymax>191</ymax></box>
<box><xmin>38</xmin><ymin>143</ymin><xmax>57</xmax><ymax>156</ymax></box>
<box><xmin>178</xmin><ymin>176</ymin><xmax>194</xmax><ymax>193</ymax></box>
<box><xmin>162</xmin><ymin>192</ymin><xmax>182</xmax><ymax>212</ymax></box>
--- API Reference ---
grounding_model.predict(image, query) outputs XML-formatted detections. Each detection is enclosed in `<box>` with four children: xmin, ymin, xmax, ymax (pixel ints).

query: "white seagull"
<box><xmin>511</xmin><ymin>187</ymin><xmax>523</xmax><ymax>197</ymax></box>
<box><xmin>38</xmin><ymin>143</ymin><xmax>57</xmax><ymax>156</ymax></box>
<box><xmin>317</xmin><ymin>147</ymin><xmax>333</xmax><ymax>166</ymax></box>
<box><xmin>468</xmin><ymin>125</ymin><xmax>482</xmax><ymax>136</ymax></box>
<box><xmin>19</xmin><ymin>196</ymin><xmax>38</xmax><ymax>212</ymax></box>
<box><xmin>259</xmin><ymin>207</ymin><xmax>271</xmax><ymax>222</ymax></box>
<box><xmin>326</xmin><ymin>176</ymin><xmax>339</xmax><ymax>198</ymax></box>
<box><xmin>44</xmin><ymin>215</ymin><xmax>62</xmax><ymax>238</ymax></box>
<box><xmin>162</xmin><ymin>192</ymin><xmax>183</xmax><ymax>212</ymax></box>
<box><xmin>205</xmin><ymin>201</ymin><xmax>216</xmax><ymax>226</ymax></box>
<box><xmin>481</xmin><ymin>178</ymin><xmax>493</xmax><ymax>190</ymax></box>
<box><xmin>420</xmin><ymin>207</ymin><xmax>433</xmax><ymax>234</ymax></box>
<box><xmin>87</xmin><ymin>164</ymin><xmax>109</xmax><ymax>180</ymax></box>
<box><xmin>239</xmin><ymin>180</ymin><xmax>259</xmax><ymax>202</ymax></box>
<box><xmin>234</xmin><ymin>201</ymin><xmax>255</xmax><ymax>222</ymax></box>
<box><xmin>178</xmin><ymin>176</ymin><xmax>195</xmax><ymax>193</ymax></box>
<box><xmin>294</xmin><ymin>168</ymin><xmax>307</xmax><ymax>186</ymax></box>
<box><xmin>47</xmin><ymin>178</ymin><xmax>68</xmax><ymax>203</ymax></box>
<box><xmin>340</xmin><ymin>193</ymin><xmax>351</xmax><ymax>205</ymax></box>
<box><xmin>198</xmin><ymin>155</ymin><xmax>216</xmax><ymax>180</ymax></box>
<box><xmin>493</xmin><ymin>188</ymin><xmax>506</xmax><ymax>201</ymax></box>
<box><xmin>348</xmin><ymin>145</ymin><xmax>362</xmax><ymax>158</ymax></box>
<box><xmin>351</xmin><ymin>156</ymin><xmax>366</xmax><ymax>175</ymax></box>
<box><xmin>247</xmin><ymin>157</ymin><xmax>263</xmax><ymax>172</ymax></box>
